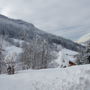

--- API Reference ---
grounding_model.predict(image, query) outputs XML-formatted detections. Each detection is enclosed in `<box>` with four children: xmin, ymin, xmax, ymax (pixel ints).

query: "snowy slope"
<box><xmin>0</xmin><ymin>37</ymin><xmax>23</xmax><ymax>63</ymax></box>
<box><xmin>77</xmin><ymin>33</ymin><xmax>90</xmax><ymax>43</ymax></box>
<box><xmin>5</xmin><ymin>46</ymin><xmax>22</xmax><ymax>55</ymax></box>
<box><xmin>62</xmin><ymin>49</ymin><xmax>78</xmax><ymax>63</ymax></box>
<box><xmin>0</xmin><ymin>65</ymin><xmax>90</xmax><ymax>90</ymax></box>
<box><xmin>51</xmin><ymin>49</ymin><xmax>78</xmax><ymax>68</ymax></box>
<box><xmin>4</xmin><ymin>45</ymin><xmax>23</xmax><ymax>66</ymax></box>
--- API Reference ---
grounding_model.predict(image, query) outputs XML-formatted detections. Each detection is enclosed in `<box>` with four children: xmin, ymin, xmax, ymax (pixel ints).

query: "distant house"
<box><xmin>60</xmin><ymin>49</ymin><xmax>78</xmax><ymax>68</ymax></box>
<box><xmin>69</xmin><ymin>61</ymin><xmax>76</xmax><ymax>66</ymax></box>
<box><xmin>66</xmin><ymin>54</ymin><xmax>78</xmax><ymax>67</ymax></box>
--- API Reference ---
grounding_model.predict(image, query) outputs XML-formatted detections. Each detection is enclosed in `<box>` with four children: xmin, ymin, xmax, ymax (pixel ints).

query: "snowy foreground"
<box><xmin>0</xmin><ymin>65</ymin><xmax>90</xmax><ymax>90</ymax></box>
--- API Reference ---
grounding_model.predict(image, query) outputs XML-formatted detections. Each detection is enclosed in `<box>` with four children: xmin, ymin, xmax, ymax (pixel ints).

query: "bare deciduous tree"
<box><xmin>20</xmin><ymin>35</ymin><xmax>55</xmax><ymax>70</ymax></box>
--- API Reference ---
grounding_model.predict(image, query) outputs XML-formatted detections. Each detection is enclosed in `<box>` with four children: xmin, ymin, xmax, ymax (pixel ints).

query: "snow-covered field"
<box><xmin>0</xmin><ymin>65</ymin><xmax>90</xmax><ymax>90</ymax></box>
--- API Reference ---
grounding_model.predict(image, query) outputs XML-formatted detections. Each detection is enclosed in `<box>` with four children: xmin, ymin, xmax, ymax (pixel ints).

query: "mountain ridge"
<box><xmin>77</xmin><ymin>33</ymin><xmax>90</xmax><ymax>43</ymax></box>
<box><xmin>0</xmin><ymin>14</ymin><xmax>85</xmax><ymax>52</ymax></box>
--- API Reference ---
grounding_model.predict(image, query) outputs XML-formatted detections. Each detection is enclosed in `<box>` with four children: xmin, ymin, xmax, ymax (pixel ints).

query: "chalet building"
<box><xmin>69</xmin><ymin>61</ymin><xmax>76</xmax><ymax>66</ymax></box>
<box><xmin>67</xmin><ymin>54</ymin><xmax>78</xmax><ymax>67</ymax></box>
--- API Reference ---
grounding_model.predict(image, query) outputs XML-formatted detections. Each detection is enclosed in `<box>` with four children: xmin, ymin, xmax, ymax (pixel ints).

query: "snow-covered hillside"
<box><xmin>0</xmin><ymin>37</ymin><xmax>23</xmax><ymax>72</ymax></box>
<box><xmin>5</xmin><ymin>46</ymin><xmax>22</xmax><ymax>55</ymax></box>
<box><xmin>0</xmin><ymin>65</ymin><xmax>90</xmax><ymax>90</ymax></box>
<box><xmin>0</xmin><ymin>37</ymin><xmax>23</xmax><ymax>63</ymax></box>
<box><xmin>50</xmin><ymin>49</ymin><xmax>78</xmax><ymax>68</ymax></box>
<box><xmin>4</xmin><ymin>45</ymin><xmax>22</xmax><ymax>62</ymax></box>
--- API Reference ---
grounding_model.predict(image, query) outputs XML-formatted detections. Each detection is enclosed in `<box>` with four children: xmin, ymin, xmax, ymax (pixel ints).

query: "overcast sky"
<box><xmin>0</xmin><ymin>0</ymin><xmax>90</xmax><ymax>41</ymax></box>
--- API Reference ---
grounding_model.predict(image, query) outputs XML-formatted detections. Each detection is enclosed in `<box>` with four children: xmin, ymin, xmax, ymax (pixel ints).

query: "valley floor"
<box><xmin>0</xmin><ymin>65</ymin><xmax>90</xmax><ymax>90</ymax></box>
